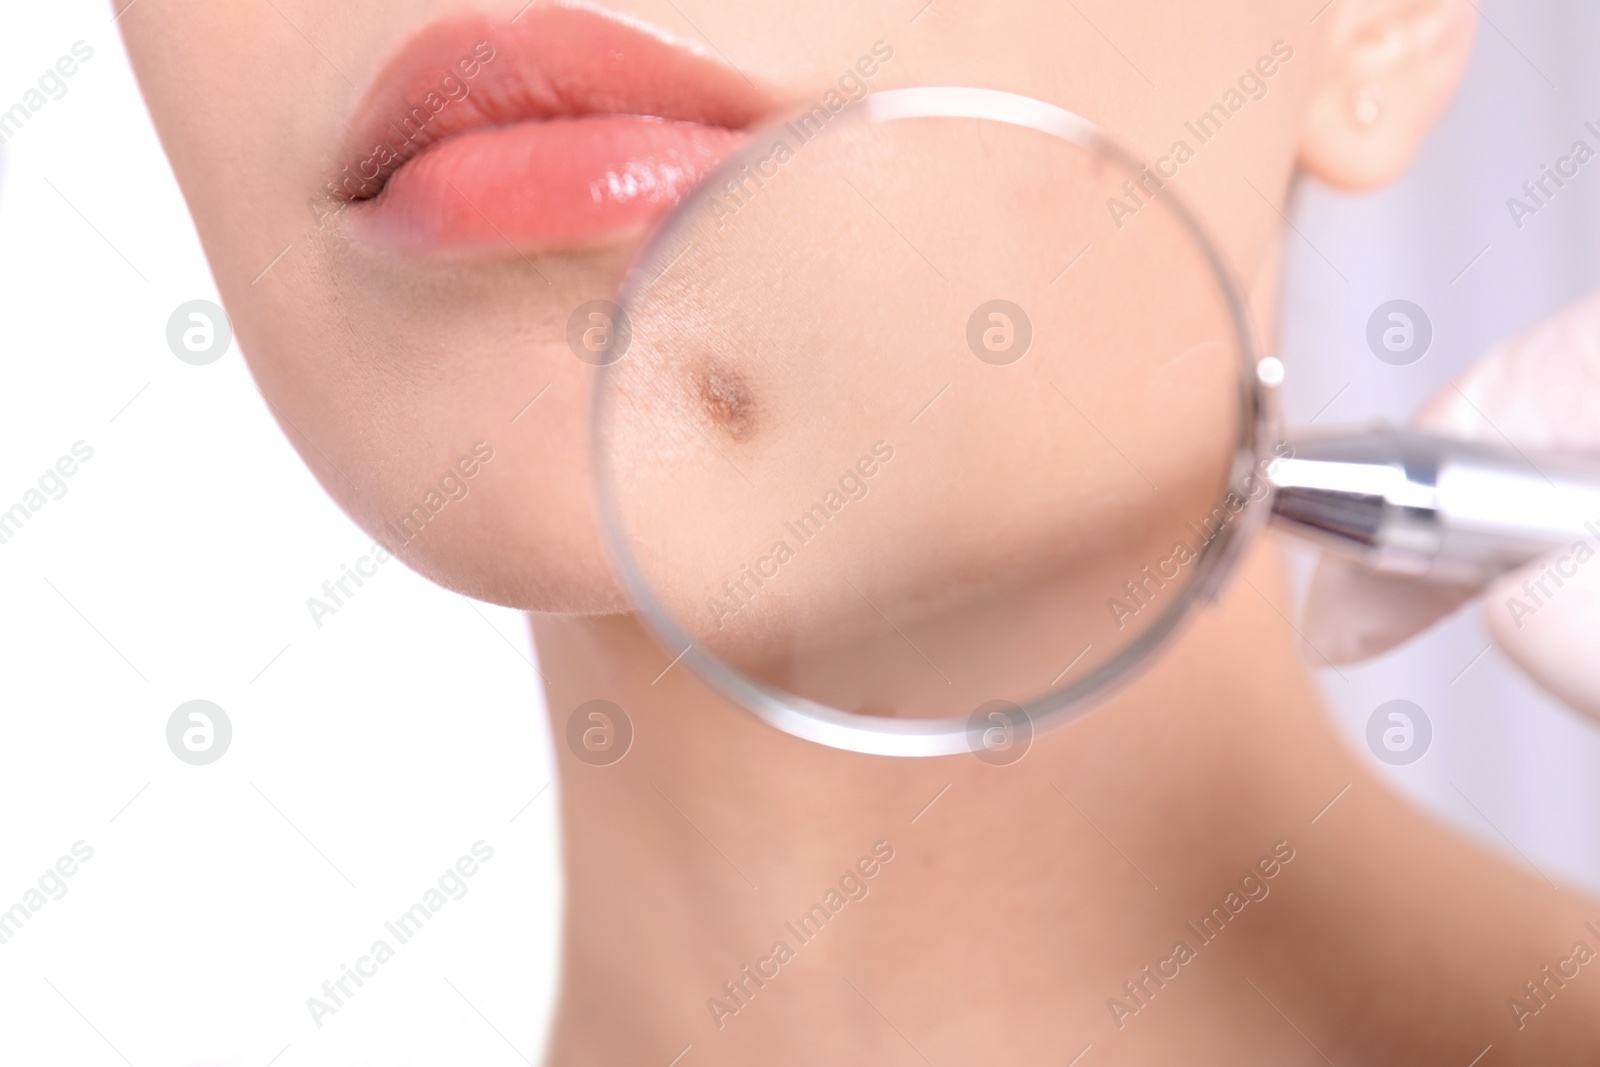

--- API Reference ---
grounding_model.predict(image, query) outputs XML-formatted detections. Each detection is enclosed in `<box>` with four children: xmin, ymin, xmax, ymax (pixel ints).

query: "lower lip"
<box><xmin>350</xmin><ymin>117</ymin><xmax>742</xmax><ymax>254</ymax></box>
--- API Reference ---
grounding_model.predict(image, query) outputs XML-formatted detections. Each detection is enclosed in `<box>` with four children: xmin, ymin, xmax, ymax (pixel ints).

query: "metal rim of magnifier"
<box><xmin>592</xmin><ymin>86</ymin><xmax>1282</xmax><ymax>758</ymax></box>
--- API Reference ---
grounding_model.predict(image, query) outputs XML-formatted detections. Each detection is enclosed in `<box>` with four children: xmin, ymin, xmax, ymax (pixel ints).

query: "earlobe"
<box><xmin>1298</xmin><ymin>0</ymin><xmax>1476</xmax><ymax>190</ymax></box>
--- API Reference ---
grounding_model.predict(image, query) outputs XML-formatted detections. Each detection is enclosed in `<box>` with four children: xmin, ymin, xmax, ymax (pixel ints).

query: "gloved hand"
<box><xmin>1301</xmin><ymin>290</ymin><xmax>1600</xmax><ymax>720</ymax></box>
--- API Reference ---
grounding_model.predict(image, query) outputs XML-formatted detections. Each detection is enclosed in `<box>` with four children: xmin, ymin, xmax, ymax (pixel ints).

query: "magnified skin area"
<box><xmin>118</xmin><ymin>0</ymin><xmax>1600</xmax><ymax>1064</ymax></box>
<box><xmin>601</xmin><ymin>113</ymin><xmax>1245</xmax><ymax>716</ymax></box>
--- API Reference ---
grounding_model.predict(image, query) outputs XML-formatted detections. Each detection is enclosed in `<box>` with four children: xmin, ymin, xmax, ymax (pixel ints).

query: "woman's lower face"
<box><xmin>123</xmin><ymin>2</ymin><xmax>1600</xmax><ymax>1064</ymax></box>
<box><xmin>118</xmin><ymin>0</ymin><xmax>1307</xmax><ymax>613</ymax></box>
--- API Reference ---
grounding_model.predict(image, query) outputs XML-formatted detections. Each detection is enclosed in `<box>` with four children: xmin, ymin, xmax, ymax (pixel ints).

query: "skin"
<box><xmin>118</xmin><ymin>0</ymin><xmax>1600</xmax><ymax>1062</ymax></box>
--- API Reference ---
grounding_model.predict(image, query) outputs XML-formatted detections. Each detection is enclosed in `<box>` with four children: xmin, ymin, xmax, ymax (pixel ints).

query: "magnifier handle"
<box><xmin>1267</xmin><ymin>424</ymin><xmax>1600</xmax><ymax>585</ymax></box>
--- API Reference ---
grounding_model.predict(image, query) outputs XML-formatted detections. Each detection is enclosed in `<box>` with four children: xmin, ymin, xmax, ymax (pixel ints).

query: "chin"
<box><xmin>290</xmin><ymin>429</ymin><xmax>627</xmax><ymax>617</ymax></box>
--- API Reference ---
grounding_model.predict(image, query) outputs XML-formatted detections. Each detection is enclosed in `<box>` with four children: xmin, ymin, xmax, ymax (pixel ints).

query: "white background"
<box><xmin>1</xmin><ymin>1</ymin><xmax>1597</xmax><ymax>1064</ymax></box>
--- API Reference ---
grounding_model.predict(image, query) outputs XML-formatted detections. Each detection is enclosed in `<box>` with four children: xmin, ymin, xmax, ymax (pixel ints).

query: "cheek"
<box><xmin>599</xmin><ymin>109</ymin><xmax>1245</xmax><ymax>679</ymax></box>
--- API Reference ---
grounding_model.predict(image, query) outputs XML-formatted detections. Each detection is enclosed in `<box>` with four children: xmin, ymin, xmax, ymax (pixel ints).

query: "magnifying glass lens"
<box><xmin>595</xmin><ymin>90</ymin><xmax>1260</xmax><ymax>751</ymax></box>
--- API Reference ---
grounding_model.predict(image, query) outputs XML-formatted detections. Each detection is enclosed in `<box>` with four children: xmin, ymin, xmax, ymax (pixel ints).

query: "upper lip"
<box><xmin>330</xmin><ymin>3</ymin><xmax>777</xmax><ymax>204</ymax></box>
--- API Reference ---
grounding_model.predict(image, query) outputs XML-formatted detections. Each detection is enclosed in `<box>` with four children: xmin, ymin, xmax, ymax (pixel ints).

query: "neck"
<box><xmin>534</xmin><ymin>541</ymin><xmax>1347</xmax><ymax>1062</ymax></box>
<box><xmin>536</xmin><ymin>540</ymin><xmax>1600</xmax><ymax>1064</ymax></box>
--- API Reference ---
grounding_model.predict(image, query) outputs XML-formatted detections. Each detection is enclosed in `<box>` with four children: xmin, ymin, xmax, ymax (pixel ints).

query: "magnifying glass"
<box><xmin>591</xmin><ymin>87</ymin><xmax>1600</xmax><ymax>758</ymax></box>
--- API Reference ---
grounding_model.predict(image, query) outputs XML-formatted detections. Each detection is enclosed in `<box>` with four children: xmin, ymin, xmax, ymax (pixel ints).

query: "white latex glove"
<box><xmin>1302</xmin><ymin>290</ymin><xmax>1600</xmax><ymax>721</ymax></box>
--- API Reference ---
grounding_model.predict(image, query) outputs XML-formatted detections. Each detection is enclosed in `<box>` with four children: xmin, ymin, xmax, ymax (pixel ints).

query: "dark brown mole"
<box><xmin>696</xmin><ymin>358</ymin><xmax>760</xmax><ymax>442</ymax></box>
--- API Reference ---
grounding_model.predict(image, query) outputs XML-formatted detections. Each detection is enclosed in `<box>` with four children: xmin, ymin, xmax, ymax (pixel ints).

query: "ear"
<box><xmin>1299</xmin><ymin>0</ymin><xmax>1476</xmax><ymax>190</ymax></box>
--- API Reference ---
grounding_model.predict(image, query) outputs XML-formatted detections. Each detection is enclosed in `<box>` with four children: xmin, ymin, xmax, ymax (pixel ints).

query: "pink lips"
<box><xmin>335</xmin><ymin>5</ymin><xmax>774</xmax><ymax>254</ymax></box>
